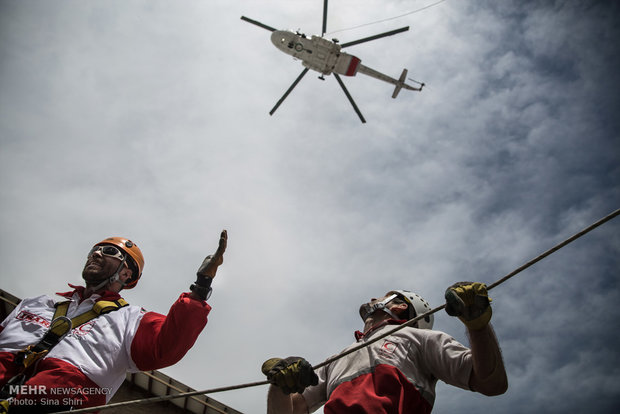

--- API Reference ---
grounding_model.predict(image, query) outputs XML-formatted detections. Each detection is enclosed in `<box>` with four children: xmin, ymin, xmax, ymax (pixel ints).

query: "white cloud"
<box><xmin>1</xmin><ymin>1</ymin><xmax>619</xmax><ymax>413</ymax></box>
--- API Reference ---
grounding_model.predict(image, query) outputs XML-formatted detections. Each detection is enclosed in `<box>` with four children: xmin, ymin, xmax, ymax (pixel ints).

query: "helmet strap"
<box><xmin>109</xmin><ymin>259</ymin><xmax>129</xmax><ymax>290</ymax></box>
<box><xmin>90</xmin><ymin>260</ymin><xmax>128</xmax><ymax>292</ymax></box>
<box><xmin>360</xmin><ymin>294</ymin><xmax>401</xmax><ymax>321</ymax></box>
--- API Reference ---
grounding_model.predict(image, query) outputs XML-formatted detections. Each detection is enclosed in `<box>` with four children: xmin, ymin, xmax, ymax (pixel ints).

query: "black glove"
<box><xmin>445</xmin><ymin>281</ymin><xmax>492</xmax><ymax>330</ymax></box>
<box><xmin>261</xmin><ymin>357</ymin><xmax>318</xmax><ymax>394</ymax></box>
<box><xmin>190</xmin><ymin>230</ymin><xmax>227</xmax><ymax>300</ymax></box>
<box><xmin>196</xmin><ymin>230</ymin><xmax>228</xmax><ymax>279</ymax></box>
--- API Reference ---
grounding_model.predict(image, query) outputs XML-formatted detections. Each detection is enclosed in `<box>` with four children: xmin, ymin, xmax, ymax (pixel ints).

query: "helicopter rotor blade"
<box><xmin>270</xmin><ymin>68</ymin><xmax>310</xmax><ymax>116</ymax></box>
<box><xmin>333</xmin><ymin>73</ymin><xmax>366</xmax><ymax>123</ymax></box>
<box><xmin>240</xmin><ymin>16</ymin><xmax>277</xmax><ymax>32</ymax></box>
<box><xmin>322</xmin><ymin>0</ymin><xmax>328</xmax><ymax>36</ymax></box>
<box><xmin>340</xmin><ymin>26</ymin><xmax>409</xmax><ymax>48</ymax></box>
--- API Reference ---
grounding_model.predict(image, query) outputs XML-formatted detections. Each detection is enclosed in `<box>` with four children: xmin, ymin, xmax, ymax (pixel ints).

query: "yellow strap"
<box><xmin>10</xmin><ymin>298</ymin><xmax>130</xmax><ymax>379</ymax></box>
<box><xmin>53</xmin><ymin>301</ymin><xmax>70</xmax><ymax>320</ymax></box>
<box><xmin>48</xmin><ymin>315</ymin><xmax>73</xmax><ymax>338</ymax></box>
<box><xmin>53</xmin><ymin>298</ymin><xmax>129</xmax><ymax>330</ymax></box>
<box><xmin>93</xmin><ymin>298</ymin><xmax>129</xmax><ymax>315</ymax></box>
<box><xmin>67</xmin><ymin>310</ymin><xmax>99</xmax><ymax>328</ymax></box>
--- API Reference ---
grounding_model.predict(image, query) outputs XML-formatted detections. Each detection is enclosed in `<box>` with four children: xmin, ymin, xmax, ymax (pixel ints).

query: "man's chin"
<box><xmin>82</xmin><ymin>272</ymin><xmax>109</xmax><ymax>286</ymax></box>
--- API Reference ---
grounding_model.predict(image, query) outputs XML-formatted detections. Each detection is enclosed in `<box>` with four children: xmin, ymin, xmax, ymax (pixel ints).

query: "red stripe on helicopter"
<box><xmin>346</xmin><ymin>56</ymin><xmax>361</xmax><ymax>76</ymax></box>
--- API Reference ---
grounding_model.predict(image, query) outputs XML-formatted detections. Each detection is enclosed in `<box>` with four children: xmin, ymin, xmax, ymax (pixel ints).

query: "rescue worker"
<box><xmin>262</xmin><ymin>282</ymin><xmax>508</xmax><ymax>413</ymax></box>
<box><xmin>0</xmin><ymin>230</ymin><xmax>228</xmax><ymax>413</ymax></box>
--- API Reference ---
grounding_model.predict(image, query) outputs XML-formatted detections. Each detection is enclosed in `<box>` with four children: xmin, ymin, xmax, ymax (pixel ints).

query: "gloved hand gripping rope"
<box><xmin>54</xmin><ymin>207</ymin><xmax>619</xmax><ymax>414</ymax></box>
<box><xmin>445</xmin><ymin>282</ymin><xmax>492</xmax><ymax>331</ymax></box>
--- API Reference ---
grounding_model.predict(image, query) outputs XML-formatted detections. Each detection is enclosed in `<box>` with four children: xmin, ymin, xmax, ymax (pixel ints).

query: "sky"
<box><xmin>1</xmin><ymin>0</ymin><xmax>619</xmax><ymax>413</ymax></box>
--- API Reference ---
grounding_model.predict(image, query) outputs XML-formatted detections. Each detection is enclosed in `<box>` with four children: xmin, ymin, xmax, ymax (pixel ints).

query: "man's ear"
<box><xmin>391</xmin><ymin>303</ymin><xmax>409</xmax><ymax>315</ymax></box>
<box><xmin>119</xmin><ymin>265</ymin><xmax>133</xmax><ymax>282</ymax></box>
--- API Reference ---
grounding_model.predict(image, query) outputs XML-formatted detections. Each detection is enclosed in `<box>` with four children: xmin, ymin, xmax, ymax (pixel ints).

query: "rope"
<box><xmin>56</xmin><ymin>381</ymin><xmax>270</xmax><ymax>414</ymax></box>
<box><xmin>56</xmin><ymin>207</ymin><xmax>619</xmax><ymax>413</ymax></box>
<box><xmin>317</xmin><ymin>207</ymin><xmax>620</xmax><ymax>368</ymax></box>
<box><xmin>327</xmin><ymin>0</ymin><xmax>448</xmax><ymax>35</ymax></box>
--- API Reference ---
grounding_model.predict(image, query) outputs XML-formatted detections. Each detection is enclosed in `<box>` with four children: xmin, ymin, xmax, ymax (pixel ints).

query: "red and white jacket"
<box><xmin>302</xmin><ymin>320</ymin><xmax>473</xmax><ymax>414</ymax></box>
<box><xmin>0</xmin><ymin>285</ymin><xmax>210</xmax><ymax>409</ymax></box>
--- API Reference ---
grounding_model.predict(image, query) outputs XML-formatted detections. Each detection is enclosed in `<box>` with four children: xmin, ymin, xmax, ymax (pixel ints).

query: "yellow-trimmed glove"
<box><xmin>261</xmin><ymin>357</ymin><xmax>318</xmax><ymax>394</ymax></box>
<box><xmin>445</xmin><ymin>282</ymin><xmax>492</xmax><ymax>331</ymax></box>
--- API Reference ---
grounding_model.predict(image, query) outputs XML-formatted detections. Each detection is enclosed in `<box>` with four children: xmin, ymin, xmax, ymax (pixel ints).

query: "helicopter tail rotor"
<box><xmin>392</xmin><ymin>68</ymin><xmax>409</xmax><ymax>98</ymax></box>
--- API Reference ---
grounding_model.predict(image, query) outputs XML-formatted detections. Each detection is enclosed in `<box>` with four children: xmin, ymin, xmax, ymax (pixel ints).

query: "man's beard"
<box><xmin>359</xmin><ymin>302</ymin><xmax>374</xmax><ymax>321</ymax></box>
<box><xmin>82</xmin><ymin>259</ymin><xmax>112</xmax><ymax>286</ymax></box>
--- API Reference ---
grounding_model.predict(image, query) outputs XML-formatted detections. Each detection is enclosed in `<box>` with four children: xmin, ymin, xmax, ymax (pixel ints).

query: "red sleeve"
<box><xmin>0</xmin><ymin>351</ymin><xmax>19</xmax><ymax>386</ymax></box>
<box><xmin>15</xmin><ymin>357</ymin><xmax>107</xmax><ymax>409</ymax></box>
<box><xmin>130</xmin><ymin>293</ymin><xmax>211</xmax><ymax>371</ymax></box>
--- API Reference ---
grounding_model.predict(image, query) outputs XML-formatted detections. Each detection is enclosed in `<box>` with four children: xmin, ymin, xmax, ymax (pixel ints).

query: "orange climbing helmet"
<box><xmin>93</xmin><ymin>237</ymin><xmax>144</xmax><ymax>289</ymax></box>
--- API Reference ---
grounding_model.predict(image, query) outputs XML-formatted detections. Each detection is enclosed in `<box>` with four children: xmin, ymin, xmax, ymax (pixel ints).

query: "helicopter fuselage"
<box><xmin>270</xmin><ymin>30</ymin><xmax>361</xmax><ymax>76</ymax></box>
<box><xmin>241</xmin><ymin>9</ymin><xmax>423</xmax><ymax>123</ymax></box>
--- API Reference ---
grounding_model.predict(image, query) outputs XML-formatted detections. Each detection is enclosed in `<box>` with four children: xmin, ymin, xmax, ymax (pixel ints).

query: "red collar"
<box><xmin>355</xmin><ymin>318</ymin><xmax>407</xmax><ymax>341</ymax></box>
<box><xmin>56</xmin><ymin>283</ymin><xmax>123</xmax><ymax>303</ymax></box>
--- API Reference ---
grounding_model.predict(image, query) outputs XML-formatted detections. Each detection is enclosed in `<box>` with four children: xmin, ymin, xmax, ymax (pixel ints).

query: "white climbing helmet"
<box><xmin>388</xmin><ymin>290</ymin><xmax>434</xmax><ymax>330</ymax></box>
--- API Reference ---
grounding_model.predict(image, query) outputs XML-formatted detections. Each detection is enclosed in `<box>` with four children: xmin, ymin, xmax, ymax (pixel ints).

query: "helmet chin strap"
<box><xmin>90</xmin><ymin>260</ymin><xmax>128</xmax><ymax>292</ymax></box>
<box><xmin>359</xmin><ymin>294</ymin><xmax>400</xmax><ymax>321</ymax></box>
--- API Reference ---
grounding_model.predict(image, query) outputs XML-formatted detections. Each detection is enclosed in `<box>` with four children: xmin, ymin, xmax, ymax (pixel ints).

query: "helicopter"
<box><xmin>241</xmin><ymin>0</ymin><xmax>424</xmax><ymax>123</ymax></box>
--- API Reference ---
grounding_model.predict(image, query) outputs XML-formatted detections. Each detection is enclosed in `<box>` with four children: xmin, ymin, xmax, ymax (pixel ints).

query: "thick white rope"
<box><xmin>56</xmin><ymin>207</ymin><xmax>620</xmax><ymax>413</ymax></box>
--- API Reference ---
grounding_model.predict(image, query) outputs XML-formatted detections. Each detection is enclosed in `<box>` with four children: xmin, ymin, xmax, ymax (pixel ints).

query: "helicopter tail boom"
<box><xmin>357</xmin><ymin>65</ymin><xmax>423</xmax><ymax>98</ymax></box>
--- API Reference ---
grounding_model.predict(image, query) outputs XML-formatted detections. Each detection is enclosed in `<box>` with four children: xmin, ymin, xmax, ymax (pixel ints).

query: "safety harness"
<box><xmin>0</xmin><ymin>298</ymin><xmax>129</xmax><ymax>412</ymax></box>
